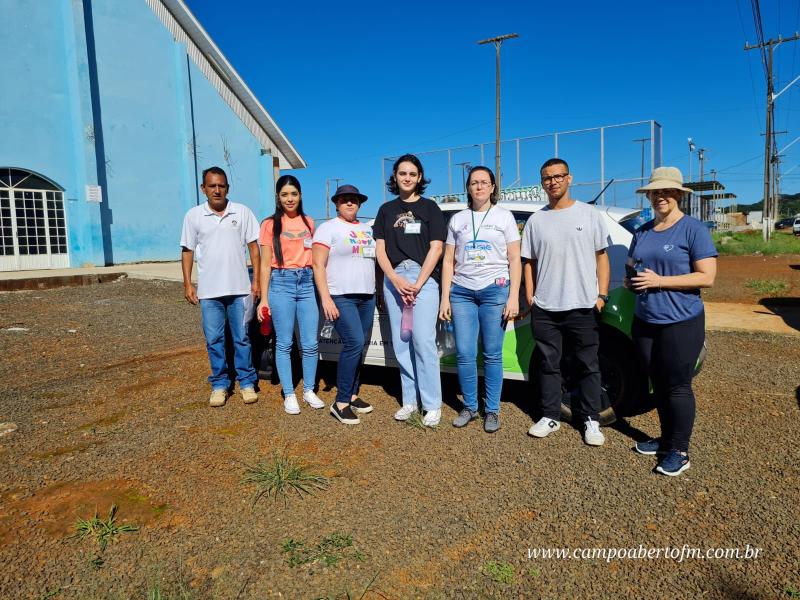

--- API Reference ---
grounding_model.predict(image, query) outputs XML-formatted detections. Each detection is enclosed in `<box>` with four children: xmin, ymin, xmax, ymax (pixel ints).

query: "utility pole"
<box><xmin>478</xmin><ymin>33</ymin><xmax>518</xmax><ymax>193</ymax></box>
<box><xmin>745</xmin><ymin>32</ymin><xmax>800</xmax><ymax>241</ymax></box>
<box><xmin>698</xmin><ymin>148</ymin><xmax>708</xmax><ymax>220</ymax></box>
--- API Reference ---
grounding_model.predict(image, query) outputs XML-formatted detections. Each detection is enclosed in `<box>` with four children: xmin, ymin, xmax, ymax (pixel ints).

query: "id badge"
<box><xmin>464</xmin><ymin>240</ymin><xmax>489</xmax><ymax>264</ymax></box>
<box><xmin>404</xmin><ymin>221</ymin><xmax>421</xmax><ymax>234</ymax></box>
<box><xmin>303</xmin><ymin>237</ymin><xmax>313</xmax><ymax>249</ymax></box>
<box><xmin>362</xmin><ymin>246</ymin><xmax>376</xmax><ymax>258</ymax></box>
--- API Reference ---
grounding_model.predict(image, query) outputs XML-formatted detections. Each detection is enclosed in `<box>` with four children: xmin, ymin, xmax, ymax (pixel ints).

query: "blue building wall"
<box><xmin>0</xmin><ymin>0</ymin><xmax>278</xmax><ymax>268</ymax></box>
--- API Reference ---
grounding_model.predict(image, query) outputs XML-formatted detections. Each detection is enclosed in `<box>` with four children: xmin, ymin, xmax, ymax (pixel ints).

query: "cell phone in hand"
<box><xmin>625</xmin><ymin>264</ymin><xmax>639</xmax><ymax>280</ymax></box>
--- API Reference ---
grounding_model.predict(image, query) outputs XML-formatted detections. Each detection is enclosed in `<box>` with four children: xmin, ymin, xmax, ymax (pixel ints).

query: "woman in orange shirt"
<box><xmin>257</xmin><ymin>175</ymin><xmax>324</xmax><ymax>414</ymax></box>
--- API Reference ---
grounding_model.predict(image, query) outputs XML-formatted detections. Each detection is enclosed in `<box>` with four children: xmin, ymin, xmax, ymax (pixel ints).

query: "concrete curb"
<box><xmin>0</xmin><ymin>272</ymin><xmax>127</xmax><ymax>292</ymax></box>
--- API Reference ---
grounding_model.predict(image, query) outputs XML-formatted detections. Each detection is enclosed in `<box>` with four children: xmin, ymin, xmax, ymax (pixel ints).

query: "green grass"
<box><xmin>313</xmin><ymin>572</ymin><xmax>386</xmax><ymax>600</ymax></box>
<box><xmin>785</xmin><ymin>584</ymin><xmax>800</xmax><ymax>598</ymax></box>
<box><xmin>241</xmin><ymin>450</ymin><xmax>329</xmax><ymax>505</ymax></box>
<box><xmin>713</xmin><ymin>230</ymin><xmax>800</xmax><ymax>255</ymax></box>
<box><xmin>282</xmin><ymin>532</ymin><xmax>365</xmax><ymax>568</ymax></box>
<box><xmin>744</xmin><ymin>279</ymin><xmax>791</xmax><ymax>295</ymax></box>
<box><xmin>73</xmin><ymin>504</ymin><xmax>138</xmax><ymax>553</ymax></box>
<box><xmin>404</xmin><ymin>411</ymin><xmax>437</xmax><ymax>431</ymax></box>
<box><xmin>482</xmin><ymin>561</ymin><xmax>514</xmax><ymax>584</ymax></box>
<box><xmin>147</xmin><ymin>580</ymin><xmax>193</xmax><ymax>600</ymax></box>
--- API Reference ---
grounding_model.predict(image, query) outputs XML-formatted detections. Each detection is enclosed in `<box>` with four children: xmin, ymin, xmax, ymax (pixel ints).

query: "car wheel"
<box><xmin>559</xmin><ymin>328</ymin><xmax>653</xmax><ymax>425</ymax></box>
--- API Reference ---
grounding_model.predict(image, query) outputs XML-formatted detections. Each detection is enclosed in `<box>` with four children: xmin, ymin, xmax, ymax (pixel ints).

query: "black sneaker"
<box><xmin>350</xmin><ymin>397</ymin><xmax>373</xmax><ymax>414</ymax></box>
<box><xmin>330</xmin><ymin>403</ymin><xmax>360</xmax><ymax>424</ymax></box>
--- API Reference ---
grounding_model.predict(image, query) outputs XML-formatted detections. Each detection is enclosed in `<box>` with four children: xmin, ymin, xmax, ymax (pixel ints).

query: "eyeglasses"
<box><xmin>469</xmin><ymin>180</ymin><xmax>493</xmax><ymax>188</ymax></box>
<box><xmin>541</xmin><ymin>173</ymin><xmax>569</xmax><ymax>184</ymax></box>
<box><xmin>336</xmin><ymin>197</ymin><xmax>361</xmax><ymax>205</ymax></box>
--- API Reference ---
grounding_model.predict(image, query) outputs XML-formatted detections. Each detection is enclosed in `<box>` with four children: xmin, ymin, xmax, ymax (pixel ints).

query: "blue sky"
<box><xmin>184</xmin><ymin>0</ymin><xmax>800</xmax><ymax>219</ymax></box>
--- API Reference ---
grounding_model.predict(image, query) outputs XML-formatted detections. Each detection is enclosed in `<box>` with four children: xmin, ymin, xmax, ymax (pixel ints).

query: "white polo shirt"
<box><xmin>180</xmin><ymin>201</ymin><xmax>260</xmax><ymax>299</ymax></box>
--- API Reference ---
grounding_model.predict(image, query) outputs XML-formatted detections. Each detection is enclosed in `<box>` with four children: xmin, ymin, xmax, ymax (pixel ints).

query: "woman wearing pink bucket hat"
<box><xmin>626</xmin><ymin>166</ymin><xmax>717</xmax><ymax>476</ymax></box>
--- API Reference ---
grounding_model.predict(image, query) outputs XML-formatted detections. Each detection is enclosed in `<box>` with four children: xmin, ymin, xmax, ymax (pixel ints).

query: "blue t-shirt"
<box><xmin>628</xmin><ymin>216</ymin><xmax>717</xmax><ymax>324</ymax></box>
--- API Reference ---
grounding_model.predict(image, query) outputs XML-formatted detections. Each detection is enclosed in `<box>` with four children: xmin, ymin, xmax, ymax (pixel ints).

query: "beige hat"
<box><xmin>636</xmin><ymin>166</ymin><xmax>692</xmax><ymax>194</ymax></box>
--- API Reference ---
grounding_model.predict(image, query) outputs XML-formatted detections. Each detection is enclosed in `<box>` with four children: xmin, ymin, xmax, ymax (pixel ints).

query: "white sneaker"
<box><xmin>303</xmin><ymin>390</ymin><xmax>325</xmax><ymax>409</ymax></box>
<box><xmin>394</xmin><ymin>404</ymin><xmax>418</xmax><ymax>421</ymax></box>
<box><xmin>283</xmin><ymin>393</ymin><xmax>300</xmax><ymax>415</ymax></box>
<box><xmin>209</xmin><ymin>389</ymin><xmax>228</xmax><ymax>407</ymax></box>
<box><xmin>422</xmin><ymin>409</ymin><xmax>441</xmax><ymax>427</ymax></box>
<box><xmin>528</xmin><ymin>417</ymin><xmax>561</xmax><ymax>438</ymax></box>
<box><xmin>583</xmin><ymin>417</ymin><xmax>605</xmax><ymax>446</ymax></box>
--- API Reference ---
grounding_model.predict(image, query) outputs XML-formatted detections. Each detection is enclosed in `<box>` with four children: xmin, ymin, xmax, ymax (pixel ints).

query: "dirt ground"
<box><xmin>704</xmin><ymin>254</ymin><xmax>800</xmax><ymax>303</ymax></box>
<box><xmin>0</xmin><ymin>270</ymin><xmax>799</xmax><ymax>599</ymax></box>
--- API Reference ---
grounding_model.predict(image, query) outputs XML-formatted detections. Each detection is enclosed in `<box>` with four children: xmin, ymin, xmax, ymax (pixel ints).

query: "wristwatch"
<box><xmin>597</xmin><ymin>294</ymin><xmax>610</xmax><ymax>302</ymax></box>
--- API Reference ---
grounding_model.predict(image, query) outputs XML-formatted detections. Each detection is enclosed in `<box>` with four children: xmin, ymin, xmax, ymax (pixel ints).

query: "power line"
<box><xmin>735</xmin><ymin>0</ymin><xmax>766</xmax><ymax>130</ymax></box>
<box><xmin>744</xmin><ymin>30</ymin><xmax>800</xmax><ymax>240</ymax></box>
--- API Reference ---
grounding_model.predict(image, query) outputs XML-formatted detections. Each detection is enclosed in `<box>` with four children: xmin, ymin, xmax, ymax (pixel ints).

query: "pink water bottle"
<box><xmin>400</xmin><ymin>303</ymin><xmax>413</xmax><ymax>342</ymax></box>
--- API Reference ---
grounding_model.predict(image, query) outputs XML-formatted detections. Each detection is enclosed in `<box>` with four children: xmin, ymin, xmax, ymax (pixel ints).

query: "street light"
<box><xmin>325</xmin><ymin>178</ymin><xmax>343</xmax><ymax>220</ymax></box>
<box><xmin>454</xmin><ymin>161</ymin><xmax>472</xmax><ymax>196</ymax></box>
<box><xmin>478</xmin><ymin>33</ymin><xmax>519</xmax><ymax>193</ymax></box>
<box><xmin>687</xmin><ymin>137</ymin><xmax>696</xmax><ymax>182</ymax></box>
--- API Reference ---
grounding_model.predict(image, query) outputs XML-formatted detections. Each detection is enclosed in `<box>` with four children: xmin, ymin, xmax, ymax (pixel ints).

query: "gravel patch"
<box><xmin>0</xmin><ymin>279</ymin><xmax>797</xmax><ymax>598</ymax></box>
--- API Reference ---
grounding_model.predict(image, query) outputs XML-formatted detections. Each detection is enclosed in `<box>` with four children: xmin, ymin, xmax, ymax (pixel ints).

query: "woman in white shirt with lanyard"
<box><xmin>438</xmin><ymin>166</ymin><xmax>521</xmax><ymax>433</ymax></box>
<box><xmin>312</xmin><ymin>185</ymin><xmax>376</xmax><ymax>425</ymax></box>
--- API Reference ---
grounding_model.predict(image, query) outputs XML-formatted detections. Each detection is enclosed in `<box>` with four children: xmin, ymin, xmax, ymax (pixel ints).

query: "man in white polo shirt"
<box><xmin>180</xmin><ymin>166</ymin><xmax>261</xmax><ymax>407</ymax></box>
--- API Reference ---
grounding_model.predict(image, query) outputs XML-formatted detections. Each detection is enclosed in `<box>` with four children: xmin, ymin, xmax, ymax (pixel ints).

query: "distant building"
<box><xmin>746</xmin><ymin>211</ymin><xmax>763</xmax><ymax>226</ymax></box>
<box><xmin>0</xmin><ymin>0</ymin><xmax>304</xmax><ymax>271</ymax></box>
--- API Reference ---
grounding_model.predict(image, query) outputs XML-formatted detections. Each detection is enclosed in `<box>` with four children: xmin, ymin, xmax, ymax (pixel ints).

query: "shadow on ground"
<box><xmin>759</xmin><ymin>298</ymin><xmax>800</xmax><ymax>332</ymax></box>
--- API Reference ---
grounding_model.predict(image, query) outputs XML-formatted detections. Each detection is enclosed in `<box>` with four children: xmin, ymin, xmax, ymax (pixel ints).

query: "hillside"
<box><xmin>731</xmin><ymin>192</ymin><xmax>800</xmax><ymax>216</ymax></box>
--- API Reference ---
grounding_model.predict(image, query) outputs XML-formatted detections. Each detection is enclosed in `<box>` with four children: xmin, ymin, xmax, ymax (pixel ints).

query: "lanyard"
<box><xmin>470</xmin><ymin>206</ymin><xmax>492</xmax><ymax>242</ymax></box>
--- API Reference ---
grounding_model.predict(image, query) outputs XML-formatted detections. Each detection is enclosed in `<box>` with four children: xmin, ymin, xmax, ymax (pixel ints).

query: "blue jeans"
<box><xmin>450</xmin><ymin>282</ymin><xmax>509</xmax><ymax>413</ymax></box>
<box><xmin>200</xmin><ymin>295</ymin><xmax>257</xmax><ymax>390</ymax></box>
<box><xmin>332</xmin><ymin>294</ymin><xmax>376</xmax><ymax>405</ymax></box>
<box><xmin>268</xmin><ymin>267</ymin><xmax>319</xmax><ymax>396</ymax></box>
<box><xmin>383</xmin><ymin>260</ymin><xmax>442</xmax><ymax>411</ymax></box>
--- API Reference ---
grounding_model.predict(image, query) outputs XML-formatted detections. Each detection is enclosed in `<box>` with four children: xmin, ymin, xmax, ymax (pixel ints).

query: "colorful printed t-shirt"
<box><xmin>313</xmin><ymin>217</ymin><xmax>376</xmax><ymax>295</ymax></box>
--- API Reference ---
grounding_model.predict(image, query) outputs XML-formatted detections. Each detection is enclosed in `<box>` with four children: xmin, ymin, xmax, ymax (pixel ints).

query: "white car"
<box><xmin>317</xmin><ymin>201</ymin><xmax>648</xmax><ymax>423</ymax></box>
<box><xmin>793</xmin><ymin>217</ymin><xmax>800</xmax><ymax>236</ymax></box>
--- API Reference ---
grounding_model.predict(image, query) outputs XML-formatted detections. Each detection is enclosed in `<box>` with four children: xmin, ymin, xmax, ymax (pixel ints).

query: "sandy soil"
<box><xmin>0</xmin><ymin>277</ymin><xmax>798</xmax><ymax>599</ymax></box>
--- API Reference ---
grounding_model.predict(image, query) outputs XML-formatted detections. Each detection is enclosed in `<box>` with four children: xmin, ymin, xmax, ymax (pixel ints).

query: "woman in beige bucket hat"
<box><xmin>626</xmin><ymin>166</ymin><xmax>717</xmax><ymax>476</ymax></box>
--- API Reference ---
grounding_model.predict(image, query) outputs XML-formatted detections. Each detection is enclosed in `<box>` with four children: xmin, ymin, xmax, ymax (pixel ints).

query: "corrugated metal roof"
<box><xmin>146</xmin><ymin>0</ymin><xmax>306</xmax><ymax>169</ymax></box>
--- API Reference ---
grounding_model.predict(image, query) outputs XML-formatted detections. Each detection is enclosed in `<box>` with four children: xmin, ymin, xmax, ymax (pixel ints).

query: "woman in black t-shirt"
<box><xmin>373</xmin><ymin>154</ymin><xmax>446</xmax><ymax>427</ymax></box>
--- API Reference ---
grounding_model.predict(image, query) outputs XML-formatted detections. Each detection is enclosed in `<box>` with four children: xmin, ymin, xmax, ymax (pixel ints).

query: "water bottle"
<box><xmin>260</xmin><ymin>307</ymin><xmax>272</xmax><ymax>336</ymax></box>
<box><xmin>320</xmin><ymin>319</ymin><xmax>335</xmax><ymax>340</ymax></box>
<box><xmin>443</xmin><ymin>319</ymin><xmax>455</xmax><ymax>352</ymax></box>
<box><xmin>400</xmin><ymin>303</ymin><xmax>413</xmax><ymax>342</ymax></box>
<box><xmin>634</xmin><ymin>259</ymin><xmax>647</xmax><ymax>296</ymax></box>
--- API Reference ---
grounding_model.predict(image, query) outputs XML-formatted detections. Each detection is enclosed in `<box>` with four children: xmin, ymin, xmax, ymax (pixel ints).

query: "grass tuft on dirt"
<box><xmin>744</xmin><ymin>278</ymin><xmax>791</xmax><ymax>295</ymax></box>
<box><xmin>241</xmin><ymin>449</ymin><xmax>329</xmax><ymax>505</ymax></box>
<box><xmin>713</xmin><ymin>230</ymin><xmax>800</xmax><ymax>255</ymax></box>
<box><xmin>482</xmin><ymin>560</ymin><xmax>514</xmax><ymax>584</ymax></box>
<box><xmin>281</xmin><ymin>532</ymin><xmax>365</xmax><ymax>568</ymax></box>
<box><xmin>405</xmin><ymin>411</ymin><xmax>437</xmax><ymax>431</ymax></box>
<box><xmin>73</xmin><ymin>504</ymin><xmax>138</xmax><ymax>568</ymax></box>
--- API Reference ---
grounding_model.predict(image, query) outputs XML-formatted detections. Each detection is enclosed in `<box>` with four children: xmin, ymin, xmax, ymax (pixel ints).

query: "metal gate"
<box><xmin>0</xmin><ymin>168</ymin><xmax>69</xmax><ymax>271</ymax></box>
